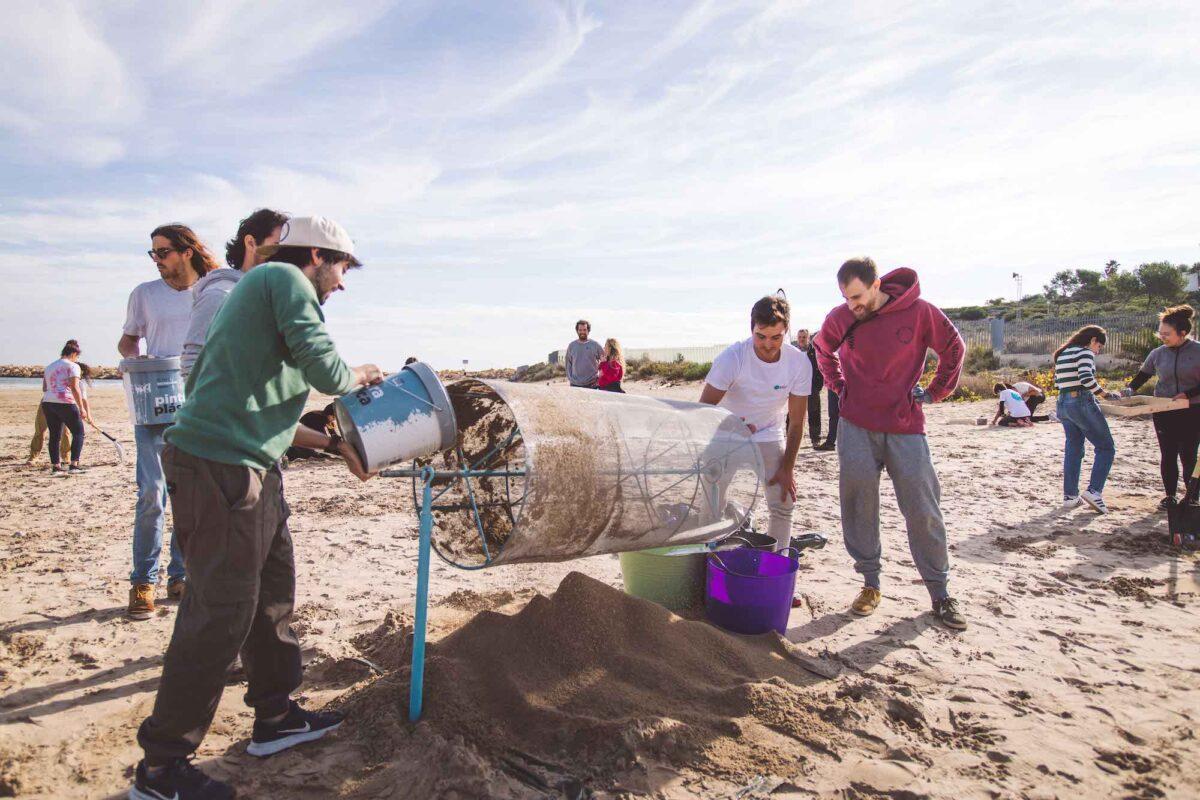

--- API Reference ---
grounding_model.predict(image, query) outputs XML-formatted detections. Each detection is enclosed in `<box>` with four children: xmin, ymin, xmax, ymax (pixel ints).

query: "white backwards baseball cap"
<box><xmin>259</xmin><ymin>215</ymin><xmax>362</xmax><ymax>267</ymax></box>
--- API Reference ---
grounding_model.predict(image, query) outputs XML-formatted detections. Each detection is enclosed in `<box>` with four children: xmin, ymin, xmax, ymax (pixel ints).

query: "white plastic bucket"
<box><xmin>334</xmin><ymin>362</ymin><xmax>457</xmax><ymax>472</ymax></box>
<box><xmin>120</xmin><ymin>357</ymin><xmax>185</xmax><ymax>426</ymax></box>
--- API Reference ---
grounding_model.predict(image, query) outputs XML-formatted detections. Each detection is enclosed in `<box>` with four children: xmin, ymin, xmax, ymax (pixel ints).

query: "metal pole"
<box><xmin>408</xmin><ymin>466</ymin><xmax>435</xmax><ymax>722</ymax></box>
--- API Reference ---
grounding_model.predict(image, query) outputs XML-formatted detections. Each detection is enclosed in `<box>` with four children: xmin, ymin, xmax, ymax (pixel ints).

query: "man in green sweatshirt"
<box><xmin>129</xmin><ymin>216</ymin><xmax>383</xmax><ymax>800</ymax></box>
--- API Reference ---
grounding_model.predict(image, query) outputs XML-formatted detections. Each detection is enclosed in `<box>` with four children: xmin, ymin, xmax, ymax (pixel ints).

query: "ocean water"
<box><xmin>0</xmin><ymin>377</ymin><xmax>123</xmax><ymax>389</ymax></box>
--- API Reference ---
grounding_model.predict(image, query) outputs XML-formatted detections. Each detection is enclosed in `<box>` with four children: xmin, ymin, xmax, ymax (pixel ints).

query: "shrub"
<box><xmin>964</xmin><ymin>344</ymin><xmax>999</xmax><ymax>372</ymax></box>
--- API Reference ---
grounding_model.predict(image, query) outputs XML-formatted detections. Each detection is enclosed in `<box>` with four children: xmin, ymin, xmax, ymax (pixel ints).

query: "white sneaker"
<box><xmin>1048</xmin><ymin>411</ymin><xmax>1059</xmax><ymax>423</ymax></box>
<box><xmin>1063</xmin><ymin>495</ymin><xmax>1081</xmax><ymax>508</ymax></box>
<box><xmin>1080</xmin><ymin>490</ymin><xmax>1108</xmax><ymax>514</ymax></box>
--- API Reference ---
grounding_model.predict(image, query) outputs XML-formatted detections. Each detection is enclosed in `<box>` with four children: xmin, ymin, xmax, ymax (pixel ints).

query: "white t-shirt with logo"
<box><xmin>123</xmin><ymin>278</ymin><xmax>193</xmax><ymax>357</ymax></box>
<box><xmin>706</xmin><ymin>338</ymin><xmax>812</xmax><ymax>442</ymax></box>
<box><xmin>43</xmin><ymin>358</ymin><xmax>81</xmax><ymax>404</ymax></box>
<box><xmin>999</xmin><ymin>388</ymin><xmax>1031</xmax><ymax>418</ymax></box>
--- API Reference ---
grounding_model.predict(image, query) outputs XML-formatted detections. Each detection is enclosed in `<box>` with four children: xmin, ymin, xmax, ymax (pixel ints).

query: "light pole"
<box><xmin>1012</xmin><ymin>273</ymin><xmax>1022</xmax><ymax>319</ymax></box>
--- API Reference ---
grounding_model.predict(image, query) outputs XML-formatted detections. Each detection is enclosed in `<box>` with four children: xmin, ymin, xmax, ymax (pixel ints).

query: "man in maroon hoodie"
<box><xmin>814</xmin><ymin>257</ymin><xmax>967</xmax><ymax>630</ymax></box>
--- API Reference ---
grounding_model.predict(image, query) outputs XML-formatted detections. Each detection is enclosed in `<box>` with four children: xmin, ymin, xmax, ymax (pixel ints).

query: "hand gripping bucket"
<box><xmin>705</xmin><ymin>547</ymin><xmax>799</xmax><ymax>635</ymax></box>
<box><xmin>119</xmin><ymin>356</ymin><xmax>185</xmax><ymax>425</ymax></box>
<box><xmin>334</xmin><ymin>362</ymin><xmax>457</xmax><ymax>472</ymax></box>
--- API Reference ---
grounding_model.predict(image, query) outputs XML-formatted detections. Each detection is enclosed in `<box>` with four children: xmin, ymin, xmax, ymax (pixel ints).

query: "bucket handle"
<box><xmin>708</xmin><ymin>546</ymin><xmax>801</xmax><ymax>579</ymax></box>
<box><xmin>394</xmin><ymin>383</ymin><xmax>445</xmax><ymax>413</ymax></box>
<box><xmin>709</xmin><ymin>534</ymin><xmax>752</xmax><ymax>551</ymax></box>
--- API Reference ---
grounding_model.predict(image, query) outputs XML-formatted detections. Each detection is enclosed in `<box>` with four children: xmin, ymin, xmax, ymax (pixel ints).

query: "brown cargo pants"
<box><xmin>137</xmin><ymin>444</ymin><xmax>302</xmax><ymax>761</ymax></box>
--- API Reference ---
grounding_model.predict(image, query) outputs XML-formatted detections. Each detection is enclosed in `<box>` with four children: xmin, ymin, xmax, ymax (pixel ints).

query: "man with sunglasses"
<box><xmin>119</xmin><ymin>226</ymin><xmax>211</xmax><ymax>621</ymax></box>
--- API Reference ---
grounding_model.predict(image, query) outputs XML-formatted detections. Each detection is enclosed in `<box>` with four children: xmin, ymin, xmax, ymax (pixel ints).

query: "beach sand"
<box><xmin>1</xmin><ymin>382</ymin><xmax>1198</xmax><ymax>798</ymax></box>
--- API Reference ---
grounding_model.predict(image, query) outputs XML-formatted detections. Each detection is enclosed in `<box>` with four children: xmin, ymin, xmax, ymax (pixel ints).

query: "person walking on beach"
<box><xmin>597</xmin><ymin>338</ymin><xmax>626</xmax><ymax>392</ymax></box>
<box><xmin>120</xmin><ymin>224</ymin><xmax>219</xmax><ymax>620</ymax></box>
<box><xmin>180</xmin><ymin>209</ymin><xmax>288</xmax><ymax>380</ymax></box>
<box><xmin>565</xmin><ymin>320</ymin><xmax>604</xmax><ymax>388</ymax></box>
<box><xmin>700</xmin><ymin>295</ymin><xmax>811</xmax><ymax>552</ymax></box>
<box><xmin>813</xmin><ymin>257</ymin><xmax>967</xmax><ymax>630</ymax></box>
<box><xmin>39</xmin><ymin>340</ymin><xmax>91</xmax><ymax>474</ymax></box>
<box><xmin>795</xmin><ymin>328</ymin><xmax>826</xmax><ymax>448</ymax></box>
<box><xmin>1124</xmin><ymin>305</ymin><xmax>1200</xmax><ymax>509</ymax></box>
<box><xmin>1053</xmin><ymin>325</ymin><xmax>1120</xmax><ymax>514</ymax></box>
<box><xmin>128</xmin><ymin>216</ymin><xmax>383</xmax><ymax>800</ymax></box>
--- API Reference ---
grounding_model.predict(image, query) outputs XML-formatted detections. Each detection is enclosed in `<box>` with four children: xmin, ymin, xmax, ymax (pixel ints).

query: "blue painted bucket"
<box><xmin>120</xmin><ymin>357</ymin><xmax>185</xmax><ymax>426</ymax></box>
<box><xmin>335</xmin><ymin>362</ymin><xmax>457</xmax><ymax>471</ymax></box>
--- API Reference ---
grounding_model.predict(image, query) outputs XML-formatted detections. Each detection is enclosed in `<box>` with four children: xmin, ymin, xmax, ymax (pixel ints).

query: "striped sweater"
<box><xmin>1054</xmin><ymin>345</ymin><xmax>1103</xmax><ymax>395</ymax></box>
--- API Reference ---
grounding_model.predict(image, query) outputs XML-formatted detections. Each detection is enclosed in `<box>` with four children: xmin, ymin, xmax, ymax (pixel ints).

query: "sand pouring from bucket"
<box><xmin>343</xmin><ymin>370</ymin><xmax>765</xmax><ymax>722</ymax></box>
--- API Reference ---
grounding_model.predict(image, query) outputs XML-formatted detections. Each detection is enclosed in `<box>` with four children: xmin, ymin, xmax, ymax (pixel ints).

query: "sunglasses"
<box><xmin>147</xmin><ymin>247</ymin><xmax>178</xmax><ymax>260</ymax></box>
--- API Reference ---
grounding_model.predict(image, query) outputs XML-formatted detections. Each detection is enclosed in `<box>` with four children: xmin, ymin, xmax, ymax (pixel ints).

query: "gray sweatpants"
<box><xmin>837</xmin><ymin>418</ymin><xmax>950</xmax><ymax>601</ymax></box>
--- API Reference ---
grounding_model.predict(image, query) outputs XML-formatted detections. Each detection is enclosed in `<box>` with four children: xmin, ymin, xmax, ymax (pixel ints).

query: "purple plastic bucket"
<box><xmin>705</xmin><ymin>548</ymin><xmax>798</xmax><ymax>635</ymax></box>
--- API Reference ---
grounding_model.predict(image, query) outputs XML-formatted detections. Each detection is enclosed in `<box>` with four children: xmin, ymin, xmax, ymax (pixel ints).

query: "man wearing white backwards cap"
<box><xmin>130</xmin><ymin>217</ymin><xmax>383</xmax><ymax>800</ymax></box>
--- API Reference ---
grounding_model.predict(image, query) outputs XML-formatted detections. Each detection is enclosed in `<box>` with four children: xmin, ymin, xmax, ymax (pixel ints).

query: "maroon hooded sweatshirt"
<box><xmin>814</xmin><ymin>268</ymin><xmax>964</xmax><ymax>435</ymax></box>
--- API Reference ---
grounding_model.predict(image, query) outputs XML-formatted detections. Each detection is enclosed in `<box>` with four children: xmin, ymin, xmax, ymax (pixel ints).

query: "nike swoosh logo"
<box><xmin>278</xmin><ymin>721</ymin><xmax>311</xmax><ymax>735</ymax></box>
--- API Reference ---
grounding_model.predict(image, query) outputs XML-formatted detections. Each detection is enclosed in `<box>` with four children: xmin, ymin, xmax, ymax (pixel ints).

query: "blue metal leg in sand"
<box><xmin>409</xmin><ymin>467</ymin><xmax>434</xmax><ymax>722</ymax></box>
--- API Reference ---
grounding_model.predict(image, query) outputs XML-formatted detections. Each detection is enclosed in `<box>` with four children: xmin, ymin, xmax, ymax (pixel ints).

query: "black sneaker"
<box><xmin>814</xmin><ymin>441</ymin><xmax>836</xmax><ymax>452</ymax></box>
<box><xmin>129</xmin><ymin>757</ymin><xmax>234</xmax><ymax>800</ymax></box>
<box><xmin>932</xmin><ymin>597</ymin><xmax>967</xmax><ymax>630</ymax></box>
<box><xmin>1160</xmin><ymin>496</ymin><xmax>1177</xmax><ymax>510</ymax></box>
<box><xmin>246</xmin><ymin>701</ymin><xmax>344</xmax><ymax>757</ymax></box>
<box><xmin>69</xmin><ymin>464</ymin><xmax>88</xmax><ymax>474</ymax></box>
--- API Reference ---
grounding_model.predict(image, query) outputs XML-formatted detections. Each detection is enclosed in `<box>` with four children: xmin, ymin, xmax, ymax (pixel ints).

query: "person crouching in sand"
<box><xmin>991</xmin><ymin>383</ymin><xmax>1034</xmax><ymax>427</ymax></box>
<box><xmin>813</xmin><ymin>257</ymin><xmax>967</xmax><ymax>630</ymax></box>
<box><xmin>129</xmin><ymin>216</ymin><xmax>384</xmax><ymax>800</ymax></box>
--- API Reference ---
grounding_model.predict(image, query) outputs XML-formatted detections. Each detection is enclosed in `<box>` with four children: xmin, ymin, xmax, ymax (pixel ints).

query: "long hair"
<box><xmin>151</xmin><ymin>224</ymin><xmax>220</xmax><ymax>279</ymax></box>
<box><xmin>78</xmin><ymin>362</ymin><xmax>94</xmax><ymax>385</ymax></box>
<box><xmin>225</xmin><ymin>208</ymin><xmax>288</xmax><ymax>269</ymax></box>
<box><xmin>603</xmin><ymin>338</ymin><xmax>625</xmax><ymax>368</ymax></box>
<box><xmin>1054</xmin><ymin>325</ymin><xmax>1107</xmax><ymax>361</ymax></box>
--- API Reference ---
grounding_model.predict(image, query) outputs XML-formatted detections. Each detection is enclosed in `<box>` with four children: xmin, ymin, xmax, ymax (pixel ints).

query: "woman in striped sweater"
<box><xmin>1054</xmin><ymin>325</ymin><xmax>1119</xmax><ymax>513</ymax></box>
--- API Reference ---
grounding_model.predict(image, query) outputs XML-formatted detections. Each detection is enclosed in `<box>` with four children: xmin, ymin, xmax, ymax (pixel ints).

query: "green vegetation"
<box><xmin>947</xmin><ymin>260</ymin><xmax>1200</xmax><ymax>321</ymax></box>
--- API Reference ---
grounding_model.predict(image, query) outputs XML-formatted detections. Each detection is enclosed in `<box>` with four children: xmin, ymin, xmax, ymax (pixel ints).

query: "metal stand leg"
<box><xmin>409</xmin><ymin>467</ymin><xmax>434</xmax><ymax>722</ymax></box>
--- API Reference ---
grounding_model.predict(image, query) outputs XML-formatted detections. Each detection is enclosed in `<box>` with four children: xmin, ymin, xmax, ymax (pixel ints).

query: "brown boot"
<box><xmin>127</xmin><ymin>583</ymin><xmax>155</xmax><ymax>620</ymax></box>
<box><xmin>850</xmin><ymin>587</ymin><xmax>882</xmax><ymax>616</ymax></box>
<box><xmin>167</xmin><ymin>579</ymin><xmax>186</xmax><ymax>602</ymax></box>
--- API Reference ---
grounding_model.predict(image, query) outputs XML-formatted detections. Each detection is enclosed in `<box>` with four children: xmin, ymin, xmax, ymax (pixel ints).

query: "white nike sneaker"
<box><xmin>247</xmin><ymin>700</ymin><xmax>344</xmax><ymax>757</ymax></box>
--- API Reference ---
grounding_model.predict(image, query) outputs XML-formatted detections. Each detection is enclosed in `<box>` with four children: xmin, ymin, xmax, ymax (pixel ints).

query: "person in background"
<box><xmin>794</xmin><ymin>328</ymin><xmax>825</xmax><ymax>448</ymax></box>
<box><xmin>991</xmin><ymin>383</ymin><xmax>1033</xmax><ymax>427</ymax></box>
<box><xmin>1124</xmin><ymin>305</ymin><xmax>1200</xmax><ymax>509</ymax></box>
<box><xmin>404</xmin><ymin>356</ymin><xmax>418</xmax><ymax>365</ymax></box>
<box><xmin>120</xmin><ymin>224</ymin><xmax>220</xmax><ymax>620</ymax></box>
<box><xmin>30</xmin><ymin>362</ymin><xmax>96</xmax><ymax>464</ymax></box>
<box><xmin>700</xmin><ymin>295</ymin><xmax>811</xmax><ymax>552</ymax></box>
<box><xmin>129</xmin><ymin>216</ymin><xmax>382</xmax><ymax>800</ymax></box>
<box><xmin>565</xmin><ymin>320</ymin><xmax>604</xmax><ymax>388</ymax></box>
<box><xmin>1053</xmin><ymin>325</ymin><xmax>1119</xmax><ymax>514</ymax></box>
<box><xmin>1011</xmin><ymin>378</ymin><xmax>1049</xmax><ymax>420</ymax></box>
<box><xmin>40</xmin><ymin>340</ymin><xmax>91</xmax><ymax>474</ymax></box>
<box><xmin>285</xmin><ymin>404</ymin><xmax>340</xmax><ymax>461</ymax></box>
<box><xmin>180</xmin><ymin>209</ymin><xmax>288</xmax><ymax>380</ymax></box>
<box><xmin>814</xmin><ymin>257</ymin><xmax>967</xmax><ymax>630</ymax></box>
<box><xmin>598</xmin><ymin>338</ymin><xmax>626</xmax><ymax>392</ymax></box>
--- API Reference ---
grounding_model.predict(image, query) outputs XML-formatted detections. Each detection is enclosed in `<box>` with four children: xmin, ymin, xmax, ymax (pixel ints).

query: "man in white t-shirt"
<box><xmin>118</xmin><ymin>224</ymin><xmax>214</xmax><ymax>621</ymax></box>
<box><xmin>991</xmin><ymin>382</ymin><xmax>1033</xmax><ymax>427</ymax></box>
<box><xmin>700</xmin><ymin>295</ymin><xmax>812</xmax><ymax>551</ymax></box>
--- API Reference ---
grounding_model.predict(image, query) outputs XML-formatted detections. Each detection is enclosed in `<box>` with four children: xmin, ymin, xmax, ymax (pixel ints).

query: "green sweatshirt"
<box><xmin>166</xmin><ymin>263</ymin><xmax>356</xmax><ymax>469</ymax></box>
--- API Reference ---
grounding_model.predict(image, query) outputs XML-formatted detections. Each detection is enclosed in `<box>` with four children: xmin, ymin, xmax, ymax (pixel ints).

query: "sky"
<box><xmin>1</xmin><ymin>0</ymin><xmax>1198</xmax><ymax>371</ymax></box>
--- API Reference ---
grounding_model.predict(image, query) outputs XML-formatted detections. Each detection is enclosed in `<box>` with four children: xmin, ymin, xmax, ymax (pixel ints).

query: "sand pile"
<box><xmin>335</xmin><ymin>572</ymin><xmax>892</xmax><ymax>794</ymax></box>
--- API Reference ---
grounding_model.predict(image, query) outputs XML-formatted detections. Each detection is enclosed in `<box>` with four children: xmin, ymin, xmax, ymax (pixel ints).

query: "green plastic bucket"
<box><xmin>619</xmin><ymin>544</ymin><xmax>708</xmax><ymax>611</ymax></box>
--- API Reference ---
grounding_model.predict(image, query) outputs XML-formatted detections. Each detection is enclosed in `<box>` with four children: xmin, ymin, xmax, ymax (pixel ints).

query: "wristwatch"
<box><xmin>324</xmin><ymin>431</ymin><xmax>344</xmax><ymax>455</ymax></box>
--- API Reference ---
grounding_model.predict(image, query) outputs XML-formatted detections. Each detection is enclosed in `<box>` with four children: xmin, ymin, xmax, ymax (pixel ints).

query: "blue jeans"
<box><xmin>1057</xmin><ymin>391</ymin><xmax>1116</xmax><ymax>498</ymax></box>
<box><xmin>130</xmin><ymin>424</ymin><xmax>185</xmax><ymax>585</ymax></box>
